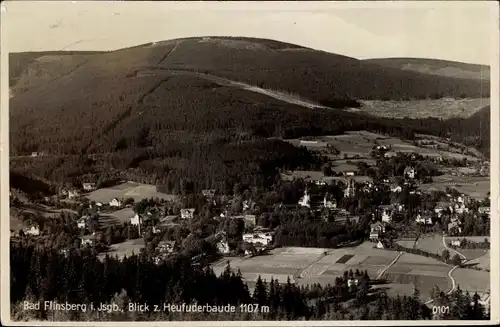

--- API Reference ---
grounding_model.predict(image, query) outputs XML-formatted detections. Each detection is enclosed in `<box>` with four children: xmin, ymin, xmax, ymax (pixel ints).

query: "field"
<box><xmin>287</xmin><ymin>130</ymin><xmax>481</xmax><ymax>162</ymax></box>
<box><xmin>211</xmin><ymin>242</ymin><xmax>490</xmax><ymax>303</ymax></box>
<box><xmin>413</xmin><ymin>234</ymin><xmax>447</xmax><ymax>256</ymax></box>
<box><xmin>418</xmin><ymin>175</ymin><xmax>490</xmax><ymax>200</ymax></box>
<box><xmin>97</xmin><ymin>239</ymin><xmax>145</xmax><ymax>261</ymax></box>
<box><xmin>381</xmin><ymin>253</ymin><xmax>452</xmax><ymax>301</ymax></box>
<box><xmin>100</xmin><ymin>207</ymin><xmax>135</xmax><ymax>226</ymax></box>
<box><xmin>358</xmin><ymin>98</ymin><xmax>489</xmax><ymax>119</ymax></box>
<box><xmin>396</xmin><ymin>237</ymin><xmax>418</xmax><ymax>249</ymax></box>
<box><xmin>466</xmin><ymin>252</ymin><xmax>490</xmax><ymax>271</ymax></box>
<box><xmin>452</xmin><ymin>268</ymin><xmax>490</xmax><ymax>295</ymax></box>
<box><xmin>85</xmin><ymin>181</ymin><xmax>178</xmax><ymax>204</ymax></box>
<box><xmin>212</xmin><ymin>243</ymin><xmax>397</xmax><ymax>289</ymax></box>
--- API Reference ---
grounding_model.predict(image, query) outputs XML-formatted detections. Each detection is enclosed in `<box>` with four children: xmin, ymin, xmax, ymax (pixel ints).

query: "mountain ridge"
<box><xmin>9</xmin><ymin>36</ymin><xmax>490</xmax><ymax>158</ymax></box>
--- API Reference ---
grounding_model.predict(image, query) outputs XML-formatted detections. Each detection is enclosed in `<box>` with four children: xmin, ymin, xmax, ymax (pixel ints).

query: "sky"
<box><xmin>1</xmin><ymin>1</ymin><xmax>497</xmax><ymax>65</ymax></box>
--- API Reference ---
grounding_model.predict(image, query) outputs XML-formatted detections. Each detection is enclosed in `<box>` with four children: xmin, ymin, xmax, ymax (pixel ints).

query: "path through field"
<box><xmin>424</xmin><ymin>233</ymin><xmax>469</xmax><ymax>305</ymax></box>
<box><xmin>376</xmin><ymin>251</ymin><xmax>403</xmax><ymax>280</ymax></box>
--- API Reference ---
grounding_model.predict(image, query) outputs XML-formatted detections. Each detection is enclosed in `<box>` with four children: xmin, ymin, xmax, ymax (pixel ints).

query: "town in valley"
<box><xmin>6</xmin><ymin>4</ymin><xmax>494</xmax><ymax>322</ymax></box>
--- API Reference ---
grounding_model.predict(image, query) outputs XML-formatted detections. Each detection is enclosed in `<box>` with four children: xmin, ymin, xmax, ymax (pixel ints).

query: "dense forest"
<box><xmin>10</xmin><ymin>242</ymin><xmax>489</xmax><ymax>321</ymax></box>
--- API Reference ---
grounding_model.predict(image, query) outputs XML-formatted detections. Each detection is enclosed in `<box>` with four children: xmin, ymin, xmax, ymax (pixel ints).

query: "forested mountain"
<box><xmin>9</xmin><ymin>37</ymin><xmax>490</xmax><ymax>156</ymax></box>
<box><xmin>9</xmin><ymin>37</ymin><xmax>491</xmax><ymax>193</ymax></box>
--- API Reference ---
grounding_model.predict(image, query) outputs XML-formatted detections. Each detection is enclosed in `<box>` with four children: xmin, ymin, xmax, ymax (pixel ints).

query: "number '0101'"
<box><xmin>432</xmin><ymin>306</ymin><xmax>450</xmax><ymax>315</ymax></box>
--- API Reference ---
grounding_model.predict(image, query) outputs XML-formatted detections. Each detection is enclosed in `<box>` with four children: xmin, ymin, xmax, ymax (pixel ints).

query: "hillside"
<box><xmin>9</xmin><ymin>37</ymin><xmax>491</xmax><ymax>156</ymax></box>
<box><xmin>364</xmin><ymin>58</ymin><xmax>490</xmax><ymax>81</ymax></box>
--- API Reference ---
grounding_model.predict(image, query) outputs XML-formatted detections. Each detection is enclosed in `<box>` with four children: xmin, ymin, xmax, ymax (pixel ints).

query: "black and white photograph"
<box><xmin>1</xmin><ymin>1</ymin><xmax>498</xmax><ymax>324</ymax></box>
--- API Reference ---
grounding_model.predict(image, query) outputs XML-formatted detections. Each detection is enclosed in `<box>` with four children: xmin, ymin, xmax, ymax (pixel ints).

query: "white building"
<box><xmin>404</xmin><ymin>167</ymin><xmax>416</xmax><ymax>179</ymax></box>
<box><xmin>77</xmin><ymin>216</ymin><xmax>88</xmax><ymax>229</ymax></box>
<box><xmin>216</xmin><ymin>241</ymin><xmax>230</xmax><ymax>254</ymax></box>
<box><xmin>478</xmin><ymin>206</ymin><xmax>490</xmax><ymax>216</ymax></box>
<box><xmin>344</xmin><ymin>179</ymin><xmax>356</xmax><ymax>198</ymax></box>
<box><xmin>448</xmin><ymin>221</ymin><xmax>462</xmax><ymax>234</ymax></box>
<box><xmin>180</xmin><ymin>208</ymin><xmax>195</xmax><ymax>219</ymax></box>
<box><xmin>298</xmin><ymin>190</ymin><xmax>311</xmax><ymax>208</ymax></box>
<box><xmin>67</xmin><ymin>190</ymin><xmax>80</xmax><ymax>199</ymax></box>
<box><xmin>243</xmin><ymin>200</ymin><xmax>254</xmax><ymax>212</ymax></box>
<box><xmin>347</xmin><ymin>279</ymin><xmax>359</xmax><ymax>288</ymax></box>
<box><xmin>82</xmin><ymin>183</ymin><xmax>97</xmax><ymax>192</ymax></box>
<box><xmin>376</xmin><ymin>241</ymin><xmax>385</xmax><ymax>249</ymax></box>
<box><xmin>323</xmin><ymin>194</ymin><xmax>337</xmax><ymax>209</ymax></box>
<box><xmin>415</xmin><ymin>214</ymin><xmax>432</xmax><ymax>225</ymax></box>
<box><xmin>130</xmin><ymin>214</ymin><xmax>142</xmax><ymax>226</ymax></box>
<box><xmin>243</xmin><ymin>232</ymin><xmax>273</xmax><ymax>246</ymax></box>
<box><xmin>109</xmin><ymin>198</ymin><xmax>122</xmax><ymax>207</ymax></box>
<box><xmin>451</xmin><ymin>239</ymin><xmax>461</xmax><ymax>247</ymax></box>
<box><xmin>380</xmin><ymin>206</ymin><xmax>392</xmax><ymax>223</ymax></box>
<box><xmin>24</xmin><ymin>225</ymin><xmax>40</xmax><ymax>236</ymax></box>
<box><xmin>80</xmin><ymin>238</ymin><xmax>94</xmax><ymax>246</ymax></box>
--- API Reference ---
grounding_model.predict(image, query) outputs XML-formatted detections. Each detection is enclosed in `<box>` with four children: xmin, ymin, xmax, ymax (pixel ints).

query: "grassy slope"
<box><xmin>364</xmin><ymin>58</ymin><xmax>490</xmax><ymax>81</ymax></box>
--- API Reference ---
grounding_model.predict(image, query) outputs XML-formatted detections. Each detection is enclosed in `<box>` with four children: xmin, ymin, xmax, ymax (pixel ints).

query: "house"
<box><xmin>344</xmin><ymin>171</ymin><xmax>356</xmax><ymax>177</ymax></box>
<box><xmin>434</xmin><ymin>202</ymin><xmax>451</xmax><ymax>217</ymax></box>
<box><xmin>77</xmin><ymin>216</ymin><xmax>89</xmax><ymax>229</ymax></box>
<box><xmin>201</xmin><ymin>189</ymin><xmax>216</xmax><ymax>198</ymax></box>
<box><xmin>347</xmin><ymin>278</ymin><xmax>359</xmax><ymax>288</ymax></box>
<box><xmin>478</xmin><ymin>206</ymin><xmax>490</xmax><ymax>216</ymax></box>
<box><xmin>391</xmin><ymin>185</ymin><xmax>402</xmax><ymax>193</ymax></box>
<box><xmin>24</xmin><ymin>225</ymin><xmax>40</xmax><ymax>236</ymax></box>
<box><xmin>96</xmin><ymin>202</ymin><xmax>103</xmax><ymax>207</ymax></box>
<box><xmin>157</xmin><ymin>240</ymin><xmax>176</xmax><ymax>254</ymax></box>
<box><xmin>130</xmin><ymin>214</ymin><xmax>142</xmax><ymax>226</ymax></box>
<box><xmin>298</xmin><ymin>190</ymin><xmax>311</xmax><ymax>208</ymax></box>
<box><xmin>180</xmin><ymin>208</ymin><xmax>195</xmax><ymax>219</ymax></box>
<box><xmin>243</xmin><ymin>200</ymin><xmax>255</xmax><ymax>212</ymax></box>
<box><xmin>369</xmin><ymin>222</ymin><xmax>385</xmax><ymax>240</ymax></box>
<box><xmin>243</xmin><ymin>232</ymin><xmax>273</xmax><ymax>246</ymax></box>
<box><xmin>243</xmin><ymin>215</ymin><xmax>256</xmax><ymax>229</ymax></box>
<box><xmin>82</xmin><ymin>183</ymin><xmax>97</xmax><ymax>192</ymax></box>
<box><xmin>375</xmin><ymin>145</ymin><xmax>389</xmax><ymax>152</ymax></box>
<box><xmin>376</xmin><ymin>241</ymin><xmax>385</xmax><ymax>249</ymax></box>
<box><xmin>58</xmin><ymin>249</ymin><xmax>69</xmax><ymax>257</ymax></box>
<box><xmin>451</xmin><ymin>239</ymin><xmax>461</xmax><ymax>247</ymax></box>
<box><xmin>80</xmin><ymin>238</ymin><xmax>94</xmax><ymax>246</ymax></box>
<box><xmin>67</xmin><ymin>190</ymin><xmax>80</xmax><ymax>199</ymax></box>
<box><xmin>415</xmin><ymin>214</ymin><xmax>432</xmax><ymax>225</ymax></box>
<box><xmin>448</xmin><ymin>221</ymin><xmax>462</xmax><ymax>234</ymax></box>
<box><xmin>404</xmin><ymin>166</ymin><xmax>416</xmax><ymax>179</ymax></box>
<box><xmin>109</xmin><ymin>198</ymin><xmax>122</xmax><ymax>207</ymax></box>
<box><xmin>344</xmin><ymin>179</ymin><xmax>356</xmax><ymax>198</ymax></box>
<box><xmin>216</xmin><ymin>241</ymin><xmax>230</xmax><ymax>254</ymax></box>
<box><xmin>456</xmin><ymin>195</ymin><xmax>466</xmax><ymax>204</ymax></box>
<box><xmin>379</xmin><ymin>205</ymin><xmax>392</xmax><ymax>224</ymax></box>
<box><xmin>453</xmin><ymin>202</ymin><xmax>468</xmax><ymax>215</ymax></box>
<box><xmin>384</xmin><ymin>151</ymin><xmax>398</xmax><ymax>158</ymax></box>
<box><xmin>323</xmin><ymin>193</ymin><xmax>337</xmax><ymax>209</ymax></box>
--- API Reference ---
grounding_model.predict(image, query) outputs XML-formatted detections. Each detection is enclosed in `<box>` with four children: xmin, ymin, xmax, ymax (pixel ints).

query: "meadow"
<box><xmin>85</xmin><ymin>181</ymin><xmax>178</xmax><ymax>204</ymax></box>
<box><xmin>212</xmin><ymin>240</ymin><xmax>489</xmax><ymax>304</ymax></box>
<box><xmin>358</xmin><ymin>98</ymin><xmax>489</xmax><ymax>119</ymax></box>
<box><xmin>418</xmin><ymin>175</ymin><xmax>490</xmax><ymax>200</ymax></box>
